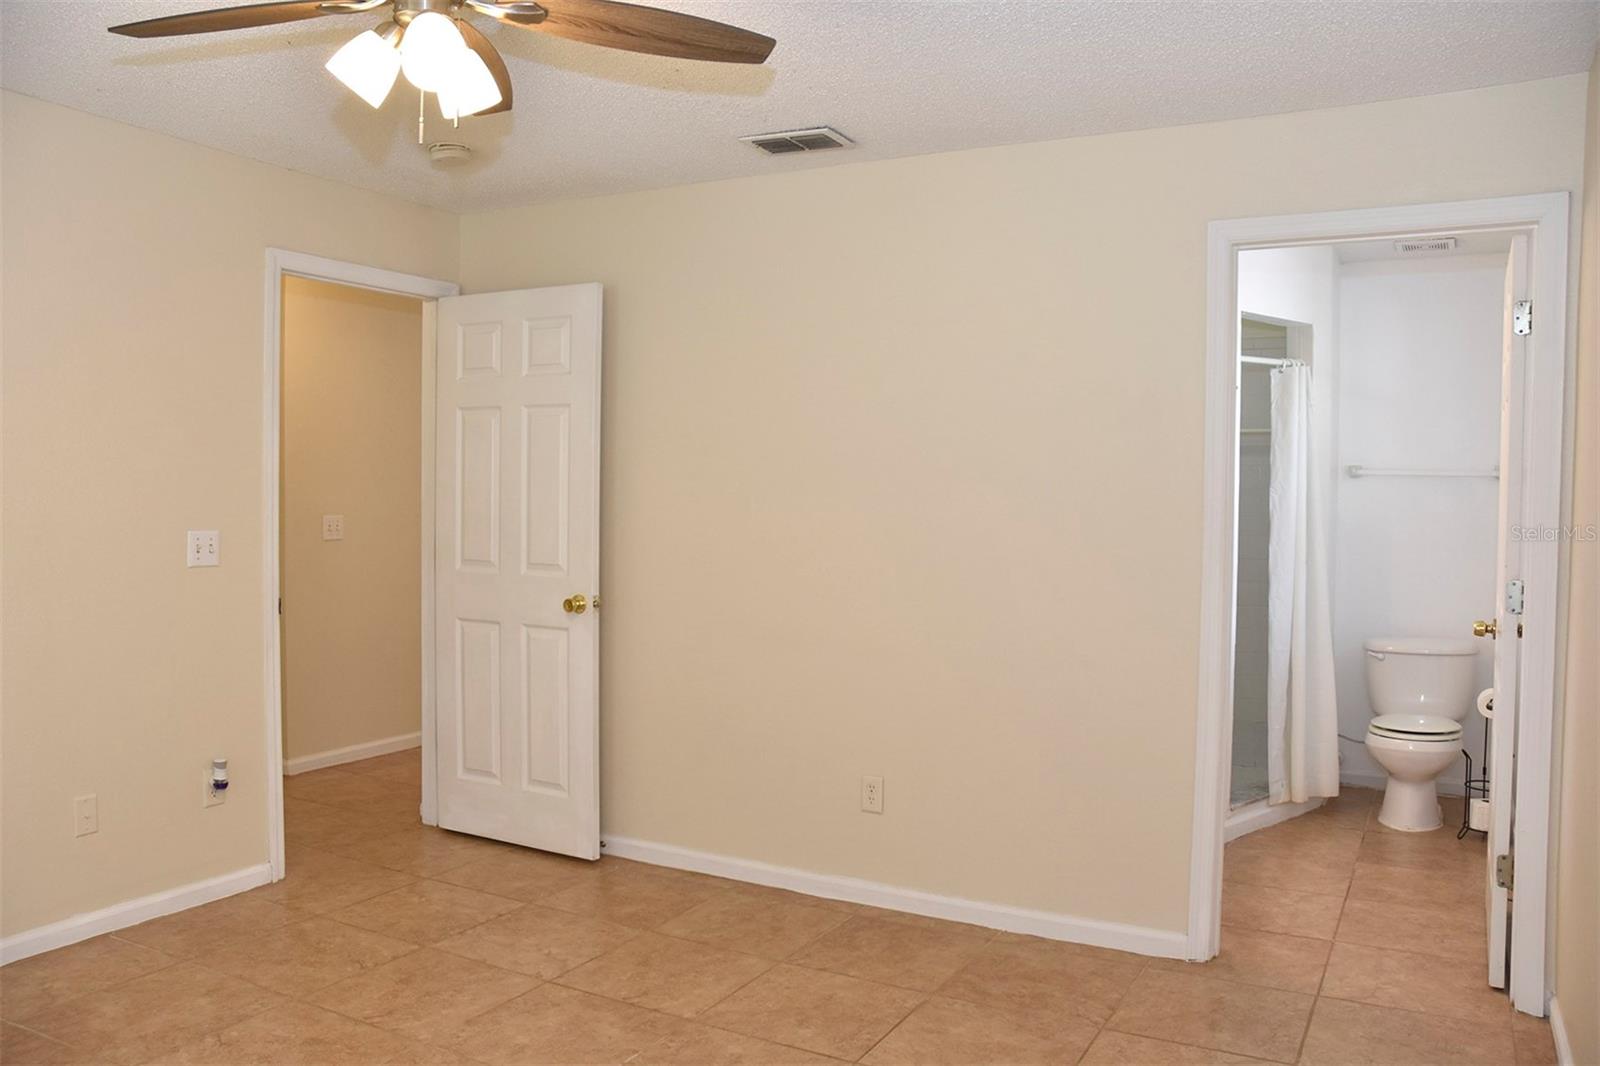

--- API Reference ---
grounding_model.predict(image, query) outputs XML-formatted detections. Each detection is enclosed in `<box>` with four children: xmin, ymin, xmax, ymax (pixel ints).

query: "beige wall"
<box><xmin>460</xmin><ymin>74</ymin><xmax>1587</xmax><ymax>933</ymax></box>
<box><xmin>0</xmin><ymin>91</ymin><xmax>457</xmax><ymax>937</ymax></box>
<box><xmin>281</xmin><ymin>278</ymin><xmax>423</xmax><ymax>764</ymax></box>
<box><xmin>1554</xmin><ymin>48</ymin><xmax>1600</xmax><ymax>1066</ymax></box>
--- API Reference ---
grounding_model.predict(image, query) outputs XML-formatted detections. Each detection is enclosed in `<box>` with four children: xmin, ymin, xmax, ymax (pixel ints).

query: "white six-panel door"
<box><xmin>1486</xmin><ymin>235</ymin><xmax>1528</xmax><ymax>988</ymax></box>
<box><xmin>434</xmin><ymin>284</ymin><xmax>602</xmax><ymax>859</ymax></box>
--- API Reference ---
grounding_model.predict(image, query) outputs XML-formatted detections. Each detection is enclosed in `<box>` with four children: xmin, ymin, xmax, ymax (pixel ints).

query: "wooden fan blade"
<box><xmin>457</xmin><ymin>20</ymin><xmax>514</xmax><ymax>115</ymax></box>
<box><xmin>109</xmin><ymin>1</ymin><xmax>337</xmax><ymax>38</ymax></box>
<box><xmin>508</xmin><ymin>0</ymin><xmax>774</xmax><ymax>64</ymax></box>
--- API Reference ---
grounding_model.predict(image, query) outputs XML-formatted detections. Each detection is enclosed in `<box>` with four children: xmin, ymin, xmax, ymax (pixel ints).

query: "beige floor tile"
<box><xmin>860</xmin><ymin>994</ymin><xmax>1100</xmax><ymax>1065</ymax></box>
<box><xmin>442</xmin><ymin>983</ymin><xmax>686</xmax><ymax>1065</ymax></box>
<box><xmin>114</xmin><ymin>894</ymin><xmax>298</xmax><ymax>957</ymax></box>
<box><xmin>1320</xmin><ymin>941</ymin><xmax>1511</xmax><ymax>1023</ymax></box>
<box><xmin>1356</xmin><ymin>831</ymin><xmax>1487</xmax><ymax>873</ymax></box>
<box><xmin>321</xmin><ymin>826</ymin><xmax>506</xmax><ymax>878</ymax></box>
<box><xmin>1221</xmin><ymin>847</ymin><xmax>1353</xmax><ymax>897</ymax></box>
<box><xmin>1346</xmin><ymin>861</ymin><xmax>1484</xmax><ymax>909</ymax></box>
<box><xmin>1299</xmin><ymin>996</ymin><xmax>1516</xmax><ymax>1065</ymax></box>
<box><xmin>1513</xmin><ymin>1009</ymin><xmax>1560</xmax><ymax>1065</ymax></box>
<box><xmin>1221</xmin><ymin>880</ymin><xmax>1345</xmax><ymax>940</ymax></box>
<box><xmin>0</xmin><ymin>934</ymin><xmax>174</xmax><ymax>1022</ymax></box>
<box><xmin>434</xmin><ymin>902</ymin><xmax>639</xmax><ymax>978</ymax></box>
<box><xmin>282</xmin><ymin>799</ymin><xmax>416</xmax><ymax>851</ymax></box>
<box><xmin>557</xmin><ymin>931</ymin><xmax>772</xmax><ymax>1017</ymax></box>
<box><xmin>197</xmin><ymin>916</ymin><xmax>418</xmax><ymax>995</ymax></box>
<box><xmin>789</xmin><ymin>915</ymin><xmax>993</xmax><ymax>992</ymax></box>
<box><xmin>700</xmin><ymin>964</ymin><xmax>924</xmax><ymax>1060</ymax></box>
<box><xmin>658</xmin><ymin>893</ymin><xmax>851</xmax><ymax>959</ymax></box>
<box><xmin>936</xmin><ymin>933</ymin><xmax>1146</xmax><ymax>1025</ymax></box>
<box><xmin>0</xmin><ymin>1021</ymin><xmax>80</xmax><ymax>1065</ymax></box>
<box><xmin>431</xmin><ymin>848</ymin><xmax>595</xmax><ymax>902</ymax></box>
<box><xmin>154</xmin><ymin>1001</ymin><xmax>459</xmax><ymax>1064</ymax></box>
<box><xmin>1152</xmin><ymin>927</ymin><xmax>1329</xmax><ymax>995</ymax></box>
<box><xmin>1231</xmin><ymin>822</ymin><xmax>1364</xmax><ymax>862</ymax></box>
<box><xmin>312</xmin><ymin>947</ymin><xmax>537</xmax><ymax>1046</ymax></box>
<box><xmin>1302</xmin><ymin>801</ymin><xmax>1374</xmax><ymax>832</ymax></box>
<box><xmin>631</xmin><ymin>1021</ymin><xmax>843</xmax><ymax>1064</ymax></box>
<box><xmin>1105</xmin><ymin>968</ymin><xmax>1313</xmax><ymax>1063</ymax></box>
<box><xmin>365</xmin><ymin>762</ymin><xmax>424</xmax><ymax>789</ymax></box>
<box><xmin>20</xmin><ymin>961</ymin><xmax>284</xmax><ymax>1065</ymax></box>
<box><xmin>284</xmin><ymin>769</ymin><xmax>418</xmax><ymax>813</ymax></box>
<box><xmin>329</xmin><ymin>879</ymin><xmax>522</xmax><ymax>945</ymax></box>
<box><xmin>1335</xmin><ymin>897</ymin><xmax>1487</xmax><ymax>962</ymax></box>
<box><xmin>540</xmin><ymin>863</ymin><xmax>722</xmax><ymax>929</ymax></box>
<box><xmin>253</xmin><ymin>848</ymin><xmax>417</xmax><ymax>915</ymax></box>
<box><xmin>1078</xmin><ymin>1030</ymin><xmax>1265</xmax><ymax>1065</ymax></box>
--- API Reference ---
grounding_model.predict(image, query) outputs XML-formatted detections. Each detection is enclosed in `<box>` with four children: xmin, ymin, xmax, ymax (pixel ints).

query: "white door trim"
<box><xmin>262</xmin><ymin>249</ymin><xmax>458</xmax><ymax>880</ymax></box>
<box><xmin>1189</xmin><ymin>194</ymin><xmax>1570</xmax><ymax>1017</ymax></box>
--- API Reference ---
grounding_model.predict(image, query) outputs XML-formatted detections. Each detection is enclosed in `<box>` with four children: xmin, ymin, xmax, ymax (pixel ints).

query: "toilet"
<box><xmin>1363</xmin><ymin>637</ymin><xmax>1480</xmax><ymax>832</ymax></box>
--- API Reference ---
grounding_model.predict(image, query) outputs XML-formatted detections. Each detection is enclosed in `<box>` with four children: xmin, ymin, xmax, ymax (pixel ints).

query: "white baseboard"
<box><xmin>1549</xmin><ymin>995</ymin><xmax>1574</xmax><ymax>1066</ymax></box>
<box><xmin>284</xmin><ymin>732</ymin><xmax>420</xmax><ymax>776</ymax></box>
<box><xmin>0</xmin><ymin>863</ymin><xmax>273</xmax><ymax>965</ymax></box>
<box><xmin>1225</xmin><ymin>796</ymin><xmax>1325</xmax><ymax>842</ymax></box>
<box><xmin>1339</xmin><ymin>771</ymin><xmax>1467</xmax><ymax>797</ymax></box>
<box><xmin>601</xmin><ymin>835</ymin><xmax>1186</xmax><ymax>960</ymax></box>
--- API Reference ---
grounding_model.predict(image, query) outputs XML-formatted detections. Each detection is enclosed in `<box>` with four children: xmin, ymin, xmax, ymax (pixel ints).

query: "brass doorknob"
<box><xmin>1473</xmin><ymin>620</ymin><xmax>1497</xmax><ymax>639</ymax></box>
<box><xmin>563</xmin><ymin>594</ymin><xmax>588</xmax><ymax>615</ymax></box>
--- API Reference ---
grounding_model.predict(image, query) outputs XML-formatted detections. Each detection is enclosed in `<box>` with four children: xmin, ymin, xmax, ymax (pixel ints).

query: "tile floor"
<box><xmin>0</xmin><ymin>757</ymin><xmax>1559</xmax><ymax>1064</ymax></box>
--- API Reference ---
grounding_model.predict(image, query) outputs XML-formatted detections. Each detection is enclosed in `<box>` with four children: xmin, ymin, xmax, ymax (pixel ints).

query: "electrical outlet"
<box><xmin>321</xmin><ymin>514</ymin><xmax>344</xmax><ymax>541</ymax></box>
<box><xmin>204</xmin><ymin>770</ymin><xmax>226</xmax><ymax>808</ymax></box>
<box><xmin>74</xmin><ymin>794</ymin><xmax>99</xmax><ymax>837</ymax></box>
<box><xmin>186</xmin><ymin>530</ymin><xmax>219</xmax><ymax>568</ymax></box>
<box><xmin>861</xmin><ymin>775</ymin><xmax>884</xmax><ymax>814</ymax></box>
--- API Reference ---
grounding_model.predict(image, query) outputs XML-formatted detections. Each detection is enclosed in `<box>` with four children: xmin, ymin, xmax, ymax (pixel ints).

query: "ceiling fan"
<box><xmin>109</xmin><ymin>0</ymin><xmax>775</xmax><ymax>121</ymax></box>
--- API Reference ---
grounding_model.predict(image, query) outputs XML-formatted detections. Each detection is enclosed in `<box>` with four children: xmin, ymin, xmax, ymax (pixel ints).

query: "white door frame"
<box><xmin>261</xmin><ymin>249</ymin><xmax>459</xmax><ymax>880</ymax></box>
<box><xmin>1187</xmin><ymin>194</ymin><xmax>1570</xmax><ymax>1016</ymax></box>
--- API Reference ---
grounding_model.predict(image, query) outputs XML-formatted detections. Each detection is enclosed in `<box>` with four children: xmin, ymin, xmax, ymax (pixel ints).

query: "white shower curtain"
<box><xmin>1266</xmin><ymin>363</ymin><xmax>1340</xmax><ymax>804</ymax></box>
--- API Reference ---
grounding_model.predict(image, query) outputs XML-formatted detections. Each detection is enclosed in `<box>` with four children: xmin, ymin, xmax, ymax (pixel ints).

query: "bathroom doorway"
<box><xmin>1189</xmin><ymin>195</ymin><xmax>1571</xmax><ymax>1019</ymax></box>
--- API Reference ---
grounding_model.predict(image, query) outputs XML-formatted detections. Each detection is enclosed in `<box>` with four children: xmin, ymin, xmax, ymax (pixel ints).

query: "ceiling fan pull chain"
<box><xmin>418</xmin><ymin>88</ymin><xmax>425</xmax><ymax>145</ymax></box>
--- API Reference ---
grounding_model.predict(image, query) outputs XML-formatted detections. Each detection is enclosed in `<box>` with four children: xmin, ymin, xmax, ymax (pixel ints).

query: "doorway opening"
<box><xmin>260</xmin><ymin>250</ymin><xmax>459</xmax><ymax>882</ymax></box>
<box><xmin>277</xmin><ymin>276</ymin><xmax>430</xmax><ymax>857</ymax></box>
<box><xmin>1189</xmin><ymin>196</ymin><xmax>1570</xmax><ymax>1021</ymax></box>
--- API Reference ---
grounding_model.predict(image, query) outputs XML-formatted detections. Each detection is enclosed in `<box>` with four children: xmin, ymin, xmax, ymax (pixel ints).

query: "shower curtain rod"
<box><xmin>1240</xmin><ymin>355</ymin><xmax>1298</xmax><ymax>367</ymax></box>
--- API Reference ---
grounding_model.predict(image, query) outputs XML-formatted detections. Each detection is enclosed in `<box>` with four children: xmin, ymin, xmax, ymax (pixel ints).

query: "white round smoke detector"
<box><xmin>428</xmin><ymin>142</ymin><xmax>472</xmax><ymax>165</ymax></box>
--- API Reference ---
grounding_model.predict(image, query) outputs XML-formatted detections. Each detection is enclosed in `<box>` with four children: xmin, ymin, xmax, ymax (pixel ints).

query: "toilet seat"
<box><xmin>1368</xmin><ymin>713</ymin><xmax>1462</xmax><ymax>743</ymax></box>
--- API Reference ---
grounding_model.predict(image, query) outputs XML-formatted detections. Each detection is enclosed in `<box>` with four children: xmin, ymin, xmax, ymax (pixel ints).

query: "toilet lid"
<box><xmin>1369</xmin><ymin>714</ymin><xmax>1462</xmax><ymax>741</ymax></box>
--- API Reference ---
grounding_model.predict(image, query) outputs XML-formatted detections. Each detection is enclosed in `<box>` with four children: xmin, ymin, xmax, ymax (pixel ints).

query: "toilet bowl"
<box><xmin>1363</xmin><ymin>638</ymin><xmax>1479</xmax><ymax>832</ymax></box>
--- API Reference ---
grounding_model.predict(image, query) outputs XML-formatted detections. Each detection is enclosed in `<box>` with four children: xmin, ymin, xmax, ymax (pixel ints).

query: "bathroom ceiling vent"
<box><xmin>741</xmin><ymin>127</ymin><xmax>855</xmax><ymax>155</ymax></box>
<box><xmin>1393</xmin><ymin>236</ymin><xmax>1458</xmax><ymax>254</ymax></box>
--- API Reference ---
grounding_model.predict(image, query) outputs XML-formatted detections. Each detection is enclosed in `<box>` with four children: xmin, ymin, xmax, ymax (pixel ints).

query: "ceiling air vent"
<box><xmin>741</xmin><ymin>127</ymin><xmax>855</xmax><ymax>155</ymax></box>
<box><xmin>1394</xmin><ymin>236</ymin><xmax>1458</xmax><ymax>254</ymax></box>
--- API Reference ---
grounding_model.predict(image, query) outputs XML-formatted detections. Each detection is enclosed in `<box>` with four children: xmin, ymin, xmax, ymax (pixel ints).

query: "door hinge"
<box><xmin>1496</xmin><ymin>853</ymin><xmax>1514</xmax><ymax>891</ymax></box>
<box><xmin>1505</xmin><ymin>579</ymin><xmax>1524</xmax><ymax>615</ymax></box>
<box><xmin>1513</xmin><ymin>300</ymin><xmax>1532</xmax><ymax>336</ymax></box>
<box><xmin>278</xmin><ymin>597</ymin><xmax>283</xmax><ymax>616</ymax></box>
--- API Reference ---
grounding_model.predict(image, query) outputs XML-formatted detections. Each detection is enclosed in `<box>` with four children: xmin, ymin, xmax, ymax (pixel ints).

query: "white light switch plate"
<box><xmin>186</xmin><ymin>530</ymin><xmax>219</xmax><ymax>568</ymax></box>
<box><xmin>322</xmin><ymin>514</ymin><xmax>344</xmax><ymax>541</ymax></box>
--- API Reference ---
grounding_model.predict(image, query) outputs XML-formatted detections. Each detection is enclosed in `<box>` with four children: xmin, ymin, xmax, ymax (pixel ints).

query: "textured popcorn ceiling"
<box><xmin>2</xmin><ymin>0</ymin><xmax>1597</xmax><ymax>213</ymax></box>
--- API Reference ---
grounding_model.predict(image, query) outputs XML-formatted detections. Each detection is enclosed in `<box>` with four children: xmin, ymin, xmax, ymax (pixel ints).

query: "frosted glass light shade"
<box><xmin>399</xmin><ymin>11</ymin><xmax>465</xmax><ymax>93</ymax></box>
<box><xmin>437</xmin><ymin>48</ymin><xmax>502</xmax><ymax>118</ymax></box>
<box><xmin>325</xmin><ymin>29</ymin><xmax>401</xmax><ymax>108</ymax></box>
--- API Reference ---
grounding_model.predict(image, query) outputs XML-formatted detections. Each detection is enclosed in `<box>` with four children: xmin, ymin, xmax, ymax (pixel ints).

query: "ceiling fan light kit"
<box><xmin>108</xmin><ymin>0</ymin><xmax>778</xmax><ymax>135</ymax></box>
<box><xmin>324</xmin><ymin>22</ymin><xmax>403</xmax><ymax>107</ymax></box>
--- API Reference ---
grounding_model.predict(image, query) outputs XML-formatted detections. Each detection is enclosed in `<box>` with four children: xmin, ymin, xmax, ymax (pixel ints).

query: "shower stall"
<box><xmin>1231</xmin><ymin>318</ymin><xmax>1285</xmax><ymax>807</ymax></box>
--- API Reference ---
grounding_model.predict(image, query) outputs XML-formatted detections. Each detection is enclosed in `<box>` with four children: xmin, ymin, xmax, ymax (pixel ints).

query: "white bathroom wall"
<box><xmin>1332</xmin><ymin>254</ymin><xmax>1504</xmax><ymax>789</ymax></box>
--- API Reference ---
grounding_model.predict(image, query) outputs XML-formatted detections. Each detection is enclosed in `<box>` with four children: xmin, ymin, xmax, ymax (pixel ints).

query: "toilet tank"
<box><xmin>1363</xmin><ymin>637</ymin><xmax>1481</xmax><ymax>720</ymax></box>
